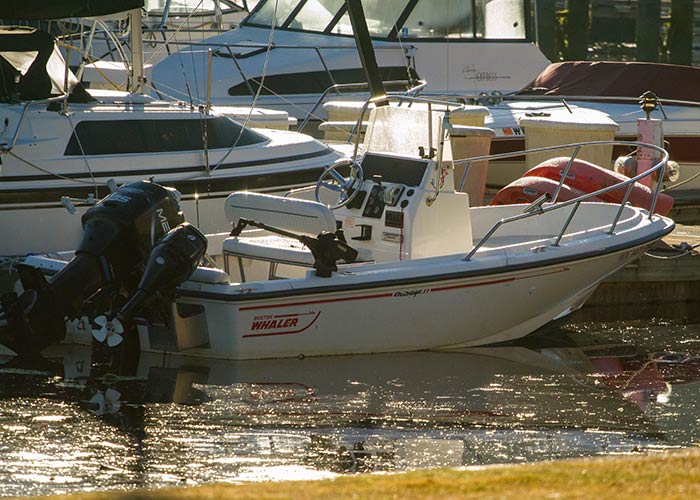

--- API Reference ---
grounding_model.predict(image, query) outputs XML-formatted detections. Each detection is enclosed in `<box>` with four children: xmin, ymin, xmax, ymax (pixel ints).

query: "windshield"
<box><xmin>244</xmin><ymin>0</ymin><xmax>529</xmax><ymax>40</ymax></box>
<box><xmin>332</xmin><ymin>0</ymin><xmax>410</xmax><ymax>37</ymax></box>
<box><xmin>402</xmin><ymin>0</ymin><xmax>472</xmax><ymax>38</ymax></box>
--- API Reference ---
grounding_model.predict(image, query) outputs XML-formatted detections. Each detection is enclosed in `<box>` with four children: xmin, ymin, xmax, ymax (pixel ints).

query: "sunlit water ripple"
<box><xmin>1</xmin><ymin>304</ymin><xmax>700</xmax><ymax>497</ymax></box>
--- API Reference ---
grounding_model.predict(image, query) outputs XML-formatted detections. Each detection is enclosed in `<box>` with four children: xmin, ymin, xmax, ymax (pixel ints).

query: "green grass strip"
<box><xmin>15</xmin><ymin>448</ymin><xmax>700</xmax><ymax>500</ymax></box>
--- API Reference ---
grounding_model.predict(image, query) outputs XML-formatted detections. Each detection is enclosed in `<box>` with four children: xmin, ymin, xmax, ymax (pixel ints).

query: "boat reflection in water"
<box><xmin>1</xmin><ymin>323</ymin><xmax>700</xmax><ymax>496</ymax></box>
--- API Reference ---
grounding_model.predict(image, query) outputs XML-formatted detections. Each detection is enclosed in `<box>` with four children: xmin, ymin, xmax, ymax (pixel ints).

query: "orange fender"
<box><xmin>523</xmin><ymin>157</ymin><xmax>674</xmax><ymax>216</ymax></box>
<box><xmin>490</xmin><ymin>176</ymin><xmax>605</xmax><ymax>206</ymax></box>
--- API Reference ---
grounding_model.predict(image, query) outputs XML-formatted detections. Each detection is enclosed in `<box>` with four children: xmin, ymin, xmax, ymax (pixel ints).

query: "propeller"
<box><xmin>92</xmin><ymin>315</ymin><xmax>124</xmax><ymax>347</ymax></box>
<box><xmin>88</xmin><ymin>388</ymin><xmax>122</xmax><ymax>416</ymax></box>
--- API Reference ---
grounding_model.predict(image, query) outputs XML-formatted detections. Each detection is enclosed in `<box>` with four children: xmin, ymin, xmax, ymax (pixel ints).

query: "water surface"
<box><xmin>1</xmin><ymin>304</ymin><xmax>699</xmax><ymax>497</ymax></box>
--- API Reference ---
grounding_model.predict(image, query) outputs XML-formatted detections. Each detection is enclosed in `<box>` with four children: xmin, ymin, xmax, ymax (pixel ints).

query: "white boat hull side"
<box><xmin>0</xmin><ymin>179</ymin><xmax>314</xmax><ymax>257</ymax></box>
<box><xmin>0</xmin><ymin>120</ymin><xmax>340</xmax><ymax>256</ymax></box>
<box><xmin>163</xmin><ymin>243</ymin><xmax>654</xmax><ymax>360</ymax></box>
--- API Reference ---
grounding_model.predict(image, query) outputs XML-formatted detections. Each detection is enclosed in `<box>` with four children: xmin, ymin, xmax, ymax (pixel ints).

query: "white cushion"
<box><xmin>224</xmin><ymin>235</ymin><xmax>316</xmax><ymax>266</ymax></box>
<box><xmin>223</xmin><ymin>235</ymin><xmax>373</xmax><ymax>266</ymax></box>
<box><xmin>225</xmin><ymin>192</ymin><xmax>336</xmax><ymax>236</ymax></box>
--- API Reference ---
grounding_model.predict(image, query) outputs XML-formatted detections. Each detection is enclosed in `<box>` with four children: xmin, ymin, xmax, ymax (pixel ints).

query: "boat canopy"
<box><xmin>3</xmin><ymin>0</ymin><xmax>144</xmax><ymax>19</ymax></box>
<box><xmin>243</xmin><ymin>0</ymin><xmax>530</xmax><ymax>40</ymax></box>
<box><xmin>519</xmin><ymin>61</ymin><xmax>700</xmax><ymax>103</ymax></box>
<box><xmin>0</xmin><ymin>27</ymin><xmax>93</xmax><ymax>102</ymax></box>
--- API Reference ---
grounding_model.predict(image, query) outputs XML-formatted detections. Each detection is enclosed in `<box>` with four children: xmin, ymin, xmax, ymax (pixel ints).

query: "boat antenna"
<box><xmin>345</xmin><ymin>0</ymin><xmax>389</xmax><ymax>106</ymax></box>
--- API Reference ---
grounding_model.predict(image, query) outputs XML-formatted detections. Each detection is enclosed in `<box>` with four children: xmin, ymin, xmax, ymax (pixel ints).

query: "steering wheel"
<box><xmin>314</xmin><ymin>158</ymin><xmax>364</xmax><ymax>209</ymax></box>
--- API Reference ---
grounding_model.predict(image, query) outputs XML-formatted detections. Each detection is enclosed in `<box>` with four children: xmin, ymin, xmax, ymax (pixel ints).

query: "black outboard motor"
<box><xmin>116</xmin><ymin>222</ymin><xmax>207</xmax><ymax>323</ymax></box>
<box><xmin>2</xmin><ymin>180</ymin><xmax>186</xmax><ymax>355</ymax></box>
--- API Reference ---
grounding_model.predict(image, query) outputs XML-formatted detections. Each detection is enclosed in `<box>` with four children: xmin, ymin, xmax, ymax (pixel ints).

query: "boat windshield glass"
<box><xmin>246</xmin><ymin>0</ymin><xmax>300</xmax><ymax>26</ymax></box>
<box><xmin>402</xmin><ymin>0</ymin><xmax>472</xmax><ymax>38</ymax></box>
<box><xmin>332</xmin><ymin>0</ymin><xmax>410</xmax><ymax>36</ymax></box>
<box><xmin>293</xmin><ymin>0</ymin><xmax>345</xmax><ymax>32</ymax></box>
<box><xmin>245</xmin><ymin>0</ymin><xmax>527</xmax><ymax>40</ymax></box>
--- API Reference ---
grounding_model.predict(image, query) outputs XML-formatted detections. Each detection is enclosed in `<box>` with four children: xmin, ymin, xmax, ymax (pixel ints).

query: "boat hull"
<box><xmin>146</xmin><ymin>239</ymin><xmax>660</xmax><ymax>360</ymax></box>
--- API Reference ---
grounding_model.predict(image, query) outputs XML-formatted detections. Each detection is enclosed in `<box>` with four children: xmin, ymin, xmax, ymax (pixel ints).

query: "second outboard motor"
<box><xmin>3</xmin><ymin>180</ymin><xmax>185</xmax><ymax>355</ymax></box>
<box><xmin>117</xmin><ymin>222</ymin><xmax>208</xmax><ymax>323</ymax></box>
<box><xmin>92</xmin><ymin>222</ymin><xmax>208</xmax><ymax>348</ymax></box>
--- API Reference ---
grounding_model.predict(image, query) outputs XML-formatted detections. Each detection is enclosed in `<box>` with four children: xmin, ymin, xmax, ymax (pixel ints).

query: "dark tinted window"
<box><xmin>228</xmin><ymin>67</ymin><xmax>419</xmax><ymax>96</ymax></box>
<box><xmin>64</xmin><ymin>117</ymin><xmax>267</xmax><ymax>155</ymax></box>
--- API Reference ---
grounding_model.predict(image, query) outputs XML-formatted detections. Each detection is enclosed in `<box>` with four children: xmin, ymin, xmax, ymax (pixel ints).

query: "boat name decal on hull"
<box><xmin>393</xmin><ymin>288</ymin><xmax>431</xmax><ymax>298</ymax></box>
<box><xmin>243</xmin><ymin>311</ymin><xmax>320</xmax><ymax>338</ymax></box>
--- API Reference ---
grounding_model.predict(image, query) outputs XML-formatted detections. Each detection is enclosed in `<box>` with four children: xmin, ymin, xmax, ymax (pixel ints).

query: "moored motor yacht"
<box><xmin>151</xmin><ymin>0</ymin><xmax>550</xmax><ymax>120</ymax></box>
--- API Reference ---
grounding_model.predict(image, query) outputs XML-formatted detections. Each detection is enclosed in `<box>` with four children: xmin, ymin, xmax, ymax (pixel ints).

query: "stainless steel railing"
<box><xmin>345</xmin><ymin>94</ymin><xmax>669</xmax><ymax>262</ymax></box>
<box><xmin>459</xmin><ymin>140</ymin><xmax>669</xmax><ymax>261</ymax></box>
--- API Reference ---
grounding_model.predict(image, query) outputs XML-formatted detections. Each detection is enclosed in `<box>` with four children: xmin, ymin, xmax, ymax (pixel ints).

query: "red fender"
<box><xmin>490</xmin><ymin>176</ymin><xmax>605</xmax><ymax>206</ymax></box>
<box><xmin>523</xmin><ymin>157</ymin><xmax>674</xmax><ymax>216</ymax></box>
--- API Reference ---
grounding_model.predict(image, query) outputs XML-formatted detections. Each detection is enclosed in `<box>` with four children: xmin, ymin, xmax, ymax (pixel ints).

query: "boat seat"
<box><xmin>223</xmin><ymin>235</ymin><xmax>372</xmax><ymax>266</ymax></box>
<box><xmin>223</xmin><ymin>192</ymin><xmax>371</xmax><ymax>280</ymax></box>
<box><xmin>225</xmin><ymin>191</ymin><xmax>337</xmax><ymax>236</ymax></box>
<box><xmin>224</xmin><ymin>235</ymin><xmax>316</xmax><ymax>266</ymax></box>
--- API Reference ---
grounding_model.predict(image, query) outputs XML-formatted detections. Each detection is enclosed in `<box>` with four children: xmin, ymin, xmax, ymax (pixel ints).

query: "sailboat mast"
<box><xmin>129</xmin><ymin>8</ymin><xmax>145</xmax><ymax>93</ymax></box>
<box><xmin>344</xmin><ymin>0</ymin><xmax>388</xmax><ymax>105</ymax></box>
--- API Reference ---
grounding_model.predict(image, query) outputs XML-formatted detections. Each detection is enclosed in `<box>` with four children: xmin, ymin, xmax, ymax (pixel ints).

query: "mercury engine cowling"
<box><xmin>116</xmin><ymin>222</ymin><xmax>207</xmax><ymax>322</ymax></box>
<box><xmin>1</xmin><ymin>180</ymin><xmax>204</xmax><ymax>355</ymax></box>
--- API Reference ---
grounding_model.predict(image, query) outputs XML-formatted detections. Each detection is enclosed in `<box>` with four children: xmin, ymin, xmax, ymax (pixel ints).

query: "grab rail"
<box><xmin>459</xmin><ymin>140</ymin><xmax>669</xmax><ymax>261</ymax></box>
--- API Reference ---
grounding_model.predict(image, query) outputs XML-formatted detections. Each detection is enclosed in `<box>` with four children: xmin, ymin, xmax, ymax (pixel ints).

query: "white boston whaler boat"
<box><xmin>0</xmin><ymin>121</ymin><xmax>674</xmax><ymax>359</ymax></box>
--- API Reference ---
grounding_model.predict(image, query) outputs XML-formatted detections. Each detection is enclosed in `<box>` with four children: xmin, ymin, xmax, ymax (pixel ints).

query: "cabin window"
<box><xmin>64</xmin><ymin>117</ymin><xmax>267</xmax><ymax>155</ymax></box>
<box><xmin>246</xmin><ymin>0</ymin><xmax>300</xmax><ymax>27</ymax></box>
<box><xmin>228</xmin><ymin>66</ymin><xmax>418</xmax><ymax>95</ymax></box>
<box><xmin>401</xmin><ymin>0</ymin><xmax>472</xmax><ymax>38</ymax></box>
<box><xmin>292</xmin><ymin>0</ymin><xmax>345</xmax><ymax>32</ymax></box>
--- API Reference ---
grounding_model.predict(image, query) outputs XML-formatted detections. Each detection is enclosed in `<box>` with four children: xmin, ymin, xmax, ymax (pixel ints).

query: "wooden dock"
<box><xmin>590</xmin><ymin>223</ymin><xmax>700</xmax><ymax>305</ymax></box>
